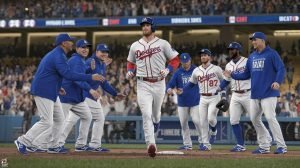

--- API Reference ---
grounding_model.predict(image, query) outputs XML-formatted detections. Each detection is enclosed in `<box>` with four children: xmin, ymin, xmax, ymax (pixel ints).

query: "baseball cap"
<box><xmin>180</xmin><ymin>53</ymin><xmax>191</xmax><ymax>63</ymax></box>
<box><xmin>96</xmin><ymin>43</ymin><xmax>109</xmax><ymax>52</ymax></box>
<box><xmin>76</xmin><ymin>39</ymin><xmax>92</xmax><ymax>48</ymax></box>
<box><xmin>198</xmin><ymin>49</ymin><xmax>212</xmax><ymax>56</ymax></box>
<box><xmin>55</xmin><ymin>33</ymin><xmax>75</xmax><ymax>46</ymax></box>
<box><xmin>249</xmin><ymin>32</ymin><xmax>266</xmax><ymax>41</ymax></box>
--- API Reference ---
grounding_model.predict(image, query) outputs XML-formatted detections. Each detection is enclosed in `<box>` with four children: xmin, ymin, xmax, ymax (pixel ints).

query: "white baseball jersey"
<box><xmin>127</xmin><ymin>36</ymin><xmax>178</xmax><ymax>77</ymax></box>
<box><xmin>225</xmin><ymin>57</ymin><xmax>251</xmax><ymax>91</ymax></box>
<box><xmin>190</xmin><ymin>64</ymin><xmax>223</xmax><ymax>94</ymax></box>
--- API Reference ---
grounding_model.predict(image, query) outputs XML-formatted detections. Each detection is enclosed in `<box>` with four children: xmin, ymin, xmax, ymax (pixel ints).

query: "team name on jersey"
<box><xmin>135</xmin><ymin>47</ymin><xmax>162</xmax><ymax>60</ymax></box>
<box><xmin>197</xmin><ymin>73</ymin><xmax>216</xmax><ymax>83</ymax></box>
<box><xmin>181</xmin><ymin>74</ymin><xmax>191</xmax><ymax>85</ymax></box>
<box><xmin>236</xmin><ymin>66</ymin><xmax>246</xmax><ymax>73</ymax></box>
<box><xmin>252</xmin><ymin>58</ymin><xmax>265</xmax><ymax>71</ymax></box>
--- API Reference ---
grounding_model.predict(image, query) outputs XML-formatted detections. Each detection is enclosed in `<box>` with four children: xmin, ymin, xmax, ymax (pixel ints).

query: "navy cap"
<box><xmin>55</xmin><ymin>33</ymin><xmax>75</xmax><ymax>46</ymax></box>
<box><xmin>227</xmin><ymin>42</ymin><xmax>242</xmax><ymax>52</ymax></box>
<box><xmin>76</xmin><ymin>39</ymin><xmax>91</xmax><ymax>48</ymax></box>
<box><xmin>249</xmin><ymin>32</ymin><xmax>266</xmax><ymax>41</ymax></box>
<box><xmin>198</xmin><ymin>49</ymin><xmax>212</xmax><ymax>56</ymax></box>
<box><xmin>96</xmin><ymin>43</ymin><xmax>109</xmax><ymax>52</ymax></box>
<box><xmin>180</xmin><ymin>53</ymin><xmax>191</xmax><ymax>63</ymax></box>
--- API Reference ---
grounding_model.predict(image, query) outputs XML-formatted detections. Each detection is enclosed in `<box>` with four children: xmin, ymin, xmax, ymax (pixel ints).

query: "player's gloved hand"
<box><xmin>176</xmin><ymin>88</ymin><xmax>183</xmax><ymax>95</ymax></box>
<box><xmin>59</xmin><ymin>88</ymin><xmax>66</xmax><ymax>95</ymax></box>
<box><xmin>126</xmin><ymin>70</ymin><xmax>135</xmax><ymax>79</ymax></box>
<box><xmin>91</xmin><ymin>59</ymin><xmax>96</xmax><ymax>70</ymax></box>
<box><xmin>92</xmin><ymin>74</ymin><xmax>106</xmax><ymax>82</ymax></box>
<box><xmin>89</xmin><ymin>89</ymin><xmax>100</xmax><ymax>100</ymax></box>
<box><xmin>166</xmin><ymin>88</ymin><xmax>174</xmax><ymax>95</ymax></box>
<box><xmin>223</xmin><ymin>70</ymin><xmax>232</xmax><ymax>79</ymax></box>
<box><xmin>159</xmin><ymin>68</ymin><xmax>170</xmax><ymax>78</ymax></box>
<box><xmin>271</xmin><ymin>82</ymin><xmax>280</xmax><ymax>90</ymax></box>
<box><xmin>216</xmin><ymin>99</ymin><xmax>229</xmax><ymax>112</ymax></box>
<box><xmin>103</xmin><ymin>57</ymin><xmax>113</xmax><ymax>66</ymax></box>
<box><xmin>114</xmin><ymin>93</ymin><xmax>126</xmax><ymax>101</ymax></box>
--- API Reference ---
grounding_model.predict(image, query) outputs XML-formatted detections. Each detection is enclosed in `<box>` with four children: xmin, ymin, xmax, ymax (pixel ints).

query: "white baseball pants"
<box><xmin>18</xmin><ymin>96</ymin><xmax>64</xmax><ymax>148</ymax></box>
<box><xmin>250</xmin><ymin>97</ymin><xmax>286</xmax><ymax>150</ymax></box>
<box><xmin>178</xmin><ymin>105</ymin><xmax>202</xmax><ymax>146</ymax></box>
<box><xmin>199</xmin><ymin>95</ymin><xmax>220</xmax><ymax>146</ymax></box>
<box><xmin>58</xmin><ymin>101</ymin><xmax>92</xmax><ymax>148</ymax></box>
<box><xmin>85</xmin><ymin>98</ymin><xmax>105</xmax><ymax>148</ymax></box>
<box><xmin>229</xmin><ymin>92</ymin><xmax>251</xmax><ymax>125</ymax></box>
<box><xmin>137</xmin><ymin>79</ymin><xmax>165</xmax><ymax>145</ymax></box>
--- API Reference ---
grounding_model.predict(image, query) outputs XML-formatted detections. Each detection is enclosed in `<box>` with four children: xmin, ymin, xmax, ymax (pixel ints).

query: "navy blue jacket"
<box><xmin>231</xmin><ymin>46</ymin><xmax>286</xmax><ymax>99</ymax></box>
<box><xmin>60</xmin><ymin>53</ymin><xmax>92</xmax><ymax>104</ymax></box>
<box><xmin>30</xmin><ymin>46</ymin><xmax>92</xmax><ymax>102</ymax></box>
<box><xmin>166</xmin><ymin>65</ymin><xmax>200</xmax><ymax>107</ymax></box>
<box><xmin>83</xmin><ymin>54</ymin><xmax>117</xmax><ymax>101</ymax></box>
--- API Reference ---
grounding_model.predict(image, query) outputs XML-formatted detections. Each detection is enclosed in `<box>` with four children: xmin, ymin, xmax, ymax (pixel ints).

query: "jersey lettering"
<box><xmin>252</xmin><ymin>58</ymin><xmax>265</xmax><ymax>71</ymax></box>
<box><xmin>197</xmin><ymin>73</ymin><xmax>216</xmax><ymax>83</ymax></box>
<box><xmin>135</xmin><ymin>47</ymin><xmax>162</xmax><ymax>60</ymax></box>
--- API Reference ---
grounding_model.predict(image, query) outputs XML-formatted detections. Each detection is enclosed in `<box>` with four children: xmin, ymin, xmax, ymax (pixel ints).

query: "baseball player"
<box><xmin>126</xmin><ymin>17</ymin><xmax>180</xmax><ymax>157</ymax></box>
<box><xmin>58</xmin><ymin>39</ymin><xmax>101</xmax><ymax>152</ymax></box>
<box><xmin>83</xmin><ymin>43</ymin><xmax>125</xmax><ymax>152</ymax></box>
<box><xmin>186</xmin><ymin>49</ymin><xmax>223</xmax><ymax>151</ymax></box>
<box><xmin>218</xmin><ymin>42</ymin><xmax>251</xmax><ymax>152</ymax></box>
<box><xmin>14</xmin><ymin>33</ymin><xmax>104</xmax><ymax>154</ymax></box>
<box><xmin>166</xmin><ymin>53</ymin><xmax>202</xmax><ymax>150</ymax></box>
<box><xmin>224</xmin><ymin>32</ymin><xmax>287</xmax><ymax>154</ymax></box>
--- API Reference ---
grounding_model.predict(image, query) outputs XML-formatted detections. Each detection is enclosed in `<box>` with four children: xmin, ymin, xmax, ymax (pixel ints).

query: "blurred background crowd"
<box><xmin>1</xmin><ymin>0</ymin><xmax>299</xmax><ymax>19</ymax></box>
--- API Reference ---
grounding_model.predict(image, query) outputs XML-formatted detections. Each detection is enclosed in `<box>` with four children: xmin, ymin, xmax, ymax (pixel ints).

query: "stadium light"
<box><xmin>274</xmin><ymin>30</ymin><xmax>300</xmax><ymax>36</ymax></box>
<box><xmin>187</xmin><ymin>29</ymin><xmax>220</xmax><ymax>34</ymax></box>
<box><xmin>0</xmin><ymin>33</ymin><xmax>21</xmax><ymax>37</ymax></box>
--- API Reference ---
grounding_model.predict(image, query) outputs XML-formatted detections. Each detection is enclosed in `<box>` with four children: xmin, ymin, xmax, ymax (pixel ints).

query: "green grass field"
<box><xmin>1</xmin><ymin>144</ymin><xmax>300</xmax><ymax>168</ymax></box>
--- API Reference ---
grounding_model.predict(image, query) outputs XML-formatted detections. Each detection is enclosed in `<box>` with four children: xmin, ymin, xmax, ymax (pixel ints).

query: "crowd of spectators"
<box><xmin>0</xmin><ymin>0</ymin><xmax>299</xmax><ymax>19</ymax></box>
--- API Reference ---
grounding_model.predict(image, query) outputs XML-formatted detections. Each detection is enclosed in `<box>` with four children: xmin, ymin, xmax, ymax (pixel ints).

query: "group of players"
<box><xmin>14</xmin><ymin>33</ymin><xmax>126</xmax><ymax>154</ymax></box>
<box><xmin>15</xmin><ymin>17</ymin><xmax>287</xmax><ymax>157</ymax></box>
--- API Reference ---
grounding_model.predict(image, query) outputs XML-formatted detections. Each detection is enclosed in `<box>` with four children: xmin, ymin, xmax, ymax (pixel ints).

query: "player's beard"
<box><xmin>143</xmin><ymin>30</ymin><xmax>152</xmax><ymax>37</ymax></box>
<box><xmin>230</xmin><ymin>51</ymin><xmax>238</xmax><ymax>60</ymax></box>
<box><xmin>201</xmin><ymin>58</ymin><xmax>209</xmax><ymax>65</ymax></box>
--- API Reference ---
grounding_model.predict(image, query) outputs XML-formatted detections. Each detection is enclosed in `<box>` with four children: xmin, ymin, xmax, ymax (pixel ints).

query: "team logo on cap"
<box><xmin>103</xmin><ymin>44</ymin><xmax>107</xmax><ymax>49</ymax></box>
<box><xmin>183</xmin><ymin>55</ymin><xmax>186</xmax><ymax>59</ymax></box>
<box><xmin>84</xmin><ymin>40</ymin><xmax>88</xmax><ymax>44</ymax></box>
<box><xmin>142</xmin><ymin>18</ymin><xmax>148</xmax><ymax>22</ymax></box>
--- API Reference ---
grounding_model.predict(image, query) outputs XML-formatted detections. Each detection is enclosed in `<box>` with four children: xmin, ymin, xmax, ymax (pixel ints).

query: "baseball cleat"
<box><xmin>75</xmin><ymin>145</ymin><xmax>93</xmax><ymax>152</ymax></box>
<box><xmin>252</xmin><ymin>147</ymin><xmax>270</xmax><ymax>154</ymax></box>
<box><xmin>14</xmin><ymin>140</ymin><xmax>28</xmax><ymax>155</ymax></box>
<box><xmin>88</xmin><ymin>147</ymin><xmax>110</xmax><ymax>152</ymax></box>
<box><xmin>274</xmin><ymin>147</ymin><xmax>287</xmax><ymax>154</ymax></box>
<box><xmin>47</xmin><ymin>146</ymin><xmax>68</xmax><ymax>154</ymax></box>
<box><xmin>153</xmin><ymin>122</ymin><xmax>160</xmax><ymax>134</ymax></box>
<box><xmin>26</xmin><ymin>146</ymin><xmax>47</xmax><ymax>153</ymax></box>
<box><xmin>177</xmin><ymin>145</ymin><xmax>192</xmax><ymax>150</ymax></box>
<box><xmin>209</xmin><ymin>130</ymin><xmax>217</xmax><ymax>144</ymax></box>
<box><xmin>199</xmin><ymin>144</ymin><xmax>211</xmax><ymax>151</ymax></box>
<box><xmin>147</xmin><ymin>144</ymin><xmax>157</xmax><ymax>158</ymax></box>
<box><xmin>230</xmin><ymin>144</ymin><xmax>246</xmax><ymax>152</ymax></box>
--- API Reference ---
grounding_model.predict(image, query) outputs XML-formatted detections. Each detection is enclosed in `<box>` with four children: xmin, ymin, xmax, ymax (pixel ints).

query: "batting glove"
<box><xmin>159</xmin><ymin>68</ymin><xmax>170</xmax><ymax>78</ymax></box>
<box><xmin>126</xmin><ymin>70</ymin><xmax>135</xmax><ymax>79</ymax></box>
